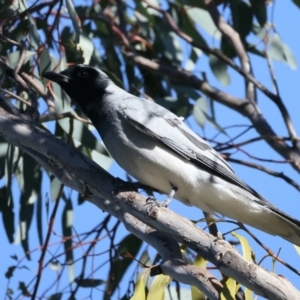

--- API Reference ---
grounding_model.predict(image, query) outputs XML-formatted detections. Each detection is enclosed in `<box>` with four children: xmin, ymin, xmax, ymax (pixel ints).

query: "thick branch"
<box><xmin>0</xmin><ymin>106</ymin><xmax>221</xmax><ymax>299</ymax></box>
<box><xmin>0</xmin><ymin>106</ymin><xmax>299</xmax><ymax>299</ymax></box>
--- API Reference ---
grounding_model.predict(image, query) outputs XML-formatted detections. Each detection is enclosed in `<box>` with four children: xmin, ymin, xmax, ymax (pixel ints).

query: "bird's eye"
<box><xmin>78</xmin><ymin>70</ymin><xmax>89</xmax><ymax>78</ymax></box>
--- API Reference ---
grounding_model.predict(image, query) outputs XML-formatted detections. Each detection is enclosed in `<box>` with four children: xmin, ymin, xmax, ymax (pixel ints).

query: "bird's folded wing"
<box><xmin>119</xmin><ymin>97</ymin><xmax>267</xmax><ymax>203</ymax></box>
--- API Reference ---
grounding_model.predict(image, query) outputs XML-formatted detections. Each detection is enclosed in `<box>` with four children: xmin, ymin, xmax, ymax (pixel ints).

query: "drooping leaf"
<box><xmin>186</xmin><ymin>7</ymin><xmax>221</xmax><ymax>40</ymax></box>
<box><xmin>77</xmin><ymin>34</ymin><xmax>94</xmax><ymax>64</ymax></box>
<box><xmin>220</xmin><ymin>277</ymin><xmax>236</xmax><ymax>300</ymax></box>
<box><xmin>269</xmin><ymin>33</ymin><xmax>297</xmax><ymax>70</ymax></box>
<box><xmin>6</xmin><ymin>51</ymin><xmax>36</xmax><ymax>69</ymax></box>
<box><xmin>250</xmin><ymin>0</ymin><xmax>267</xmax><ymax>26</ymax></box>
<box><xmin>209</xmin><ymin>54</ymin><xmax>230</xmax><ymax>86</ymax></box>
<box><xmin>177</xmin><ymin>6</ymin><xmax>208</xmax><ymax>50</ymax></box>
<box><xmin>39</xmin><ymin>48</ymin><xmax>51</xmax><ymax>74</ymax></box>
<box><xmin>232</xmin><ymin>232</ymin><xmax>253</xmax><ymax>300</ymax></box>
<box><xmin>0</xmin><ymin>186</ymin><xmax>14</xmax><ymax>243</ymax></box>
<box><xmin>48</xmin><ymin>293</ymin><xmax>62</xmax><ymax>300</ymax></box>
<box><xmin>191</xmin><ymin>255</ymin><xmax>208</xmax><ymax>300</ymax></box>
<box><xmin>27</xmin><ymin>14</ymin><xmax>41</xmax><ymax>49</ymax></box>
<box><xmin>148</xmin><ymin>274</ymin><xmax>172</xmax><ymax>300</ymax></box>
<box><xmin>193</xmin><ymin>97</ymin><xmax>208</xmax><ymax>128</ymax></box>
<box><xmin>230</xmin><ymin>0</ymin><xmax>253</xmax><ymax>39</ymax></box>
<box><xmin>75</xmin><ymin>278</ymin><xmax>106</xmax><ymax>287</ymax></box>
<box><xmin>5</xmin><ymin>265</ymin><xmax>16</xmax><ymax>278</ymax></box>
<box><xmin>62</xmin><ymin>199</ymin><xmax>75</xmax><ymax>282</ymax></box>
<box><xmin>65</xmin><ymin>0</ymin><xmax>81</xmax><ymax>43</ymax></box>
<box><xmin>50</xmin><ymin>176</ymin><xmax>62</xmax><ymax>202</ymax></box>
<box><xmin>130</xmin><ymin>272</ymin><xmax>146</xmax><ymax>300</ymax></box>
<box><xmin>106</xmin><ymin>234</ymin><xmax>143</xmax><ymax>298</ymax></box>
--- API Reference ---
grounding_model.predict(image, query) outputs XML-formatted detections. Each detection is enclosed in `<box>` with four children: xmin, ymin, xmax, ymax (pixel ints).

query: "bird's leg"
<box><xmin>146</xmin><ymin>186</ymin><xmax>178</xmax><ymax>208</ymax></box>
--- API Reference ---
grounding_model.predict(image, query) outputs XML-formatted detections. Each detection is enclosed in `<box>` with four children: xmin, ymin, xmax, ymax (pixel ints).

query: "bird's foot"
<box><xmin>145</xmin><ymin>186</ymin><xmax>178</xmax><ymax>210</ymax></box>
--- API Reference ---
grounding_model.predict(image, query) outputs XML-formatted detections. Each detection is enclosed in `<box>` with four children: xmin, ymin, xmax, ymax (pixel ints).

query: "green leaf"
<box><xmin>39</xmin><ymin>48</ymin><xmax>51</xmax><ymax>74</ymax></box>
<box><xmin>10</xmin><ymin>254</ymin><xmax>18</xmax><ymax>261</ymax></box>
<box><xmin>174</xmin><ymin>0</ymin><xmax>206</xmax><ymax>8</ymax></box>
<box><xmin>209</xmin><ymin>54</ymin><xmax>230</xmax><ymax>86</ymax></box>
<box><xmin>230</xmin><ymin>0</ymin><xmax>253</xmax><ymax>39</ymax></box>
<box><xmin>191</xmin><ymin>255</ymin><xmax>207</xmax><ymax>300</ymax></box>
<box><xmin>49</xmin><ymin>260</ymin><xmax>62</xmax><ymax>271</ymax></box>
<box><xmin>193</xmin><ymin>97</ymin><xmax>208</xmax><ymax>128</ymax></box>
<box><xmin>48</xmin><ymin>293</ymin><xmax>62</xmax><ymax>300</ymax></box>
<box><xmin>185</xmin><ymin>47</ymin><xmax>202</xmax><ymax>72</ymax></box>
<box><xmin>177</xmin><ymin>7</ymin><xmax>208</xmax><ymax>49</ymax></box>
<box><xmin>232</xmin><ymin>232</ymin><xmax>252</xmax><ymax>262</ymax></box>
<box><xmin>106</xmin><ymin>234</ymin><xmax>143</xmax><ymax>297</ymax></box>
<box><xmin>27</xmin><ymin>14</ymin><xmax>41</xmax><ymax>48</ymax></box>
<box><xmin>0</xmin><ymin>186</ymin><xmax>14</xmax><ymax>243</ymax></box>
<box><xmin>77</xmin><ymin>34</ymin><xmax>94</xmax><ymax>64</ymax></box>
<box><xmin>250</xmin><ymin>0</ymin><xmax>267</xmax><ymax>26</ymax></box>
<box><xmin>36</xmin><ymin>191</ymin><xmax>43</xmax><ymax>246</ymax></box>
<box><xmin>17</xmin><ymin>154</ymin><xmax>40</xmax><ymax>257</ymax></box>
<box><xmin>18</xmin><ymin>281</ymin><xmax>30</xmax><ymax>296</ymax></box>
<box><xmin>186</xmin><ymin>7</ymin><xmax>221</xmax><ymax>39</ymax></box>
<box><xmin>139</xmin><ymin>250</ymin><xmax>151</xmax><ymax>266</ymax></box>
<box><xmin>221</xmin><ymin>34</ymin><xmax>236</xmax><ymax>59</ymax></box>
<box><xmin>269</xmin><ymin>33</ymin><xmax>297</xmax><ymax>70</ymax></box>
<box><xmin>5</xmin><ymin>266</ymin><xmax>16</xmax><ymax>278</ymax></box>
<box><xmin>62</xmin><ymin>199</ymin><xmax>75</xmax><ymax>282</ymax></box>
<box><xmin>50</xmin><ymin>177</ymin><xmax>62</xmax><ymax>202</ymax></box>
<box><xmin>65</xmin><ymin>0</ymin><xmax>81</xmax><ymax>43</ymax></box>
<box><xmin>6</xmin><ymin>50</ymin><xmax>36</xmax><ymax>69</ymax></box>
<box><xmin>74</xmin><ymin>278</ymin><xmax>105</xmax><ymax>287</ymax></box>
<box><xmin>292</xmin><ymin>0</ymin><xmax>300</xmax><ymax>9</ymax></box>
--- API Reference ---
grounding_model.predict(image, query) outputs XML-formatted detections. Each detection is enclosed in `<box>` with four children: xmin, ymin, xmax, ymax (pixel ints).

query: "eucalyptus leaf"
<box><xmin>65</xmin><ymin>0</ymin><xmax>81</xmax><ymax>43</ymax></box>
<box><xmin>7</xmin><ymin>51</ymin><xmax>36</xmax><ymax>69</ymax></box>
<box><xmin>269</xmin><ymin>34</ymin><xmax>297</xmax><ymax>70</ymax></box>
<box><xmin>209</xmin><ymin>54</ymin><xmax>230</xmax><ymax>86</ymax></box>
<box><xmin>186</xmin><ymin>7</ymin><xmax>221</xmax><ymax>39</ymax></box>
<box><xmin>193</xmin><ymin>97</ymin><xmax>208</xmax><ymax>128</ymax></box>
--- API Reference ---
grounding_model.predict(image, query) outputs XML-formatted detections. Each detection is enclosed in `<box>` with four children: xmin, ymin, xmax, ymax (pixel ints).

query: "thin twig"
<box><xmin>39</xmin><ymin>111</ymin><xmax>92</xmax><ymax>124</ymax></box>
<box><xmin>31</xmin><ymin>184</ymin><xmax>64</xmax><ymax>298</ymax></box>
<box><xmin>226</xmin><ymin>157</ymin><xmax>300</xmax><ymax>192</ymax></box>
<box><xmin>0</xmin><ymin>88</ymin><xmax>31</xmax><ymax>106</ymax></box>
<box><xmin>238</xmin><ymin>222</ymin><xmax>300</xmax><ymax>276</ymax></box>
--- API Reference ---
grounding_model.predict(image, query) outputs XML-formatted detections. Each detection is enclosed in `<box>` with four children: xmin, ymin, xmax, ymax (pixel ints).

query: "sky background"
<box><xmin>1</xmin><ymin>0</ymin><xmax>300</xmax><ymax>299</ymax></box>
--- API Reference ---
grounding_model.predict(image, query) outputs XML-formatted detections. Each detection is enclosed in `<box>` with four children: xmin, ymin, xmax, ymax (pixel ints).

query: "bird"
<box><xmin>43</xmin><ymin>64</ymin><xmax>300</xmax><ymax>246</ymax></box>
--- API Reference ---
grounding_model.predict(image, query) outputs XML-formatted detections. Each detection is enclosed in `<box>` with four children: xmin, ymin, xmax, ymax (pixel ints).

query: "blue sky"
<box><xmin>1</xmin><ymin>0</ymin><xmax>300</xmax><ymax>299</ymax></box>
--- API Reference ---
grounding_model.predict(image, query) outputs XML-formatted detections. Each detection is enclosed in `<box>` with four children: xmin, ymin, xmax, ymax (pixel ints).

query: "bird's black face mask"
<box><xmin>43</xmin><ymin>64</ymin><xmax>110</xmax><ymax>113</ymax></box>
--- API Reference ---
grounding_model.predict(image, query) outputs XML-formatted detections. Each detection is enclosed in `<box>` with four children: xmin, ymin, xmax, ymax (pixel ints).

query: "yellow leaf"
<box><xmin>220</xmin><ymin>277</ymin><xmax>236</xmax><ymax>300</ymax></box>
<box><xmin>130</xmin><ymin>273</ymin><xmax>146</xmax><ymax>300</ymax></box>
<box><xmin>147</xmin><ymin>274</ymin><xmax>172</xmax><ymax>300</ymax></box>
<box><xmin>294</xmin><ymin>245</ymin><xmax>300</xmax><ymax>256</ymax></box>
<box><xmin>232</xmin><ymin>232</ymin><xmax>253</xmax><ymax>300</ymax></box>
<box><xmin>191</xmin><ymin>254</ymin><xmax>207</xmax><ymax>300</ymax></box>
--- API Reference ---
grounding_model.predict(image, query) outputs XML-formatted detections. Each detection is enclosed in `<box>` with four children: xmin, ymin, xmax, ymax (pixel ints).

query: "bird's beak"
<box><xmin>43</xmin><ymin>71</ymin><xmax>70</xmax><ymax>83</ymax></box>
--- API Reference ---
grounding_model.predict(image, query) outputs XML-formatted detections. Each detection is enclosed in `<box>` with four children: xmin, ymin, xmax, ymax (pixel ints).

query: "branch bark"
<box><xmin>0</xmin><ymin>103</ymin><xmax>299</xmax><ymax>299</ymax></box>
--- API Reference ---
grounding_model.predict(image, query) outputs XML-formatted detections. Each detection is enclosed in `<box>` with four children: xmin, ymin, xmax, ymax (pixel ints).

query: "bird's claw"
<box><xmin>146</xmin><ymin>196</ymin><xmax>169</xmax><ymax>208</ymax></box>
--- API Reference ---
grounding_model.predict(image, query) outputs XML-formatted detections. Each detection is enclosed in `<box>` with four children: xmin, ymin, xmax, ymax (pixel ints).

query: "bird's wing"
<box><xmin>119</xmin><ymin>97</ymin><xmax>266</xmax><ymax>202</ymax></box>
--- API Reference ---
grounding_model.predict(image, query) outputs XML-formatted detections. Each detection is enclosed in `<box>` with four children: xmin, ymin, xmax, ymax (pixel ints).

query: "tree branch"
<box><xmin>0</xmin><ymin>105</ymin><xmax>299</xmax><ymax>299</ymax></box>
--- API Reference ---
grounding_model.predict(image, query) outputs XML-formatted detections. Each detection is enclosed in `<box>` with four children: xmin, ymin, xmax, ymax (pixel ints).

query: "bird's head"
<box><xmin>43</xmin><ymin>64</ymin><xmax>111</xmax><ymax>113</ymax></box>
